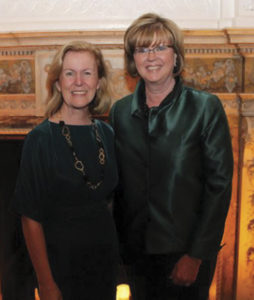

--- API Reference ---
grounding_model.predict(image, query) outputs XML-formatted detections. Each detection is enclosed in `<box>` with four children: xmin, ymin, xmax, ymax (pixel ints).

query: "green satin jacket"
<box><xmin>109</xmin><ymin>78</ymin><xmax>233</xmax><ymax>261</ymax></box>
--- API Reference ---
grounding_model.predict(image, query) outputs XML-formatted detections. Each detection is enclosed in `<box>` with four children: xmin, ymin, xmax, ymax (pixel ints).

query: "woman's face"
<box><xmin>56</xmin><ymin>50</ymin><xmax>100</xmax><ymax>113</ymax></box>
<box><xmin>133</xmin><ymin>41</ymin><xmax>176</xmax><ymax>87</ymax></box>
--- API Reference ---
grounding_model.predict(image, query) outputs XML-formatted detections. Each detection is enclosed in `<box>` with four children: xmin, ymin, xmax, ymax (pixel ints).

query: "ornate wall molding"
<box><xmin>237</xmin><ymin>94</ymin><xmax>254</xmax><ymax>300</ymax></box>
<box><xmin>0</xmin><ymin>49</ymin><xmax>35</xmax><ymax>56</ymax></box>
<box><xmin>183</xmin><ymin>44</ymin><xmax>242</xmax><ymax>93</ymax></box>
<box><xmin>226</xmin><ymin>29</ymin><xmax>254</xmax><ymax>43</ymax></box>
<box><xmin>241</xmin><ymin>94</ymin><xmax>254</xmax><ymax>117</ymax></box>
<box><xmin>2</xmin><ymin>29</ymin><xmax>254</xmax><ymax>47</ymax></box>
<box><xmin>0</xmin><ymin>29</ymin><xmax>253</xmax><ymax>132</ymax></box>
<box><xmin>0</xmin><ymin>31</ymin><xmax>125</xmax><ymax>47</ymax></box>
<box><xmin>212</xmin><ymin>93</ymin><xmax>240</xmax><ymax>300</ymax></box>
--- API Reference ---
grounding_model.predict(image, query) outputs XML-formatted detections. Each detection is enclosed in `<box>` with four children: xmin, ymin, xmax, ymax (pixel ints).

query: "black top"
<box><xmin>11</xmin><ymin>119</ymin><xmax>119</xmax><ymax>300</ymax></box>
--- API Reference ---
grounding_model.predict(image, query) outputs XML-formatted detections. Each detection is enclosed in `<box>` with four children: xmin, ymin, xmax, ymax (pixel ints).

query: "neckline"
<box><xmin>48</xmin><ymin>119</ymin><xmax>94</xmax><ymax>127</ymax></box>
<box><xmin>59</xmin><ymin>119</ymin><xmax>106</xmax><ymax>190</ymax></box>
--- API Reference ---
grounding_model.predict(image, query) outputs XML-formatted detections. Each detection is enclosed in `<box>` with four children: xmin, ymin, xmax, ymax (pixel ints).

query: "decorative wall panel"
<box><xmin>239</xmin><ymin>44</ymin><xmax>254</xmax><ymax>93</ymax></box>
<box><xmin>0</xmin><ymin>57</ymin><xmax>35</xmax><ymax>119</ymax></box>
<box><xmin>237</xmin><ymin>94</ymin><xmax>254</xmax><ymax>300</ymax></box>
<box><xmin>183</xmin><ymin>45</ymin><xmax>242</xmax><ymax>93</ymax></box>
<box><xmin>213</xmin><ymin>94</ymin><xmax>240</xmax><ymax>300</ymax></box>
<box><xmin>35</xmin><ymin>49</ymin><xmax>58</xmax><ymax>116</ymax></box>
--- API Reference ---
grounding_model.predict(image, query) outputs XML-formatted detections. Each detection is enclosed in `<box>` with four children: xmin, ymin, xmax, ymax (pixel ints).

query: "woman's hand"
<box><xmin>38</xmin><ymin>282</ymin><xmax>63</xmax><ymax>300</ymax></box>
<box><xmin>170</xmin><ymin>254</ymin><xmax>202</xmax><ymax>287</ymax></box>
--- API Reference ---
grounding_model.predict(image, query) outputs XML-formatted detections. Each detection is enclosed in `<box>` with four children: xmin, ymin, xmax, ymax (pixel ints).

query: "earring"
<box><xmin>174</xmin><ymin>54</ymin><xmax>177</xmax><ymax>67</ymax></box>
<box><xmin>55</xmin><ymin>81</ymin><xmax>61</xmax><ymax>92</ymax></box>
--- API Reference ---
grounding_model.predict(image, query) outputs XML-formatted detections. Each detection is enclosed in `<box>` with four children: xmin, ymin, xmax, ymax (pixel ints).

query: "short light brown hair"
<box><xmin>45</xmin><ymin>40</ymin><xmax>111</xmax><ymax>118</ymax></box>
<box><xmin>124</xmin><ymin>13</ymin><xmax>185</xmax><ymax>77</ymax></box>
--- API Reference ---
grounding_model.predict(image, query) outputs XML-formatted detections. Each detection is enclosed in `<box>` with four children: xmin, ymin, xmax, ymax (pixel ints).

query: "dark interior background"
<box><xmin>0</xmin><ymin>140</ymin><xmax>36</xmax><ymax>300</ymax></box>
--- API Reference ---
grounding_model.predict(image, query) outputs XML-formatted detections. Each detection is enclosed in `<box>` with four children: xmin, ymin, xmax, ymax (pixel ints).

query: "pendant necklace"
<box><xmin>59</xmin><ymin>120</ymin><xmax>106</xmax><ymax>190</ymax></box>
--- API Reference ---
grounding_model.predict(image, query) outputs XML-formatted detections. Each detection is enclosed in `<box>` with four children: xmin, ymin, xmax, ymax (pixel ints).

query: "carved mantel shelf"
<box><xmin>226</xmin><ymin>28</ymin><xmax>254</xmax><ymax>43</ymax></box>
<box><xmin>0</xmin><ymin>28</ymin><xmax>254</xmax><ymax>47</ymax></box>
<box><xmin>0</xmin><ymin>30</ymin><xmax>125</xmax><ymax>47</ymax></box>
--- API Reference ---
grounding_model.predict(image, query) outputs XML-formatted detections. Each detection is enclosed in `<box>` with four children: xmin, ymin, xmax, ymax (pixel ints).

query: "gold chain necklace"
<box><xmin>59</xmin><ymin>120</ymin><xmax>106</xmax><ymax>190</ymax></box>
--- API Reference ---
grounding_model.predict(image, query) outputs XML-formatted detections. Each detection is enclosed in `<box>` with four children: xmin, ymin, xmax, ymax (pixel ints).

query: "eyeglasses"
<box><xmin>134</xmin><ymin>45</ymin><xmax>174</xmax><ymax>55</ymax></box>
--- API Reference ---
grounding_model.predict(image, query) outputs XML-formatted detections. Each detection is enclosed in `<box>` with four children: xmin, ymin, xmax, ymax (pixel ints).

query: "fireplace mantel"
<box><xmin>0</xmin><ymin>29</ymin><xmax>254</xmax><ymax>137</ymax></box>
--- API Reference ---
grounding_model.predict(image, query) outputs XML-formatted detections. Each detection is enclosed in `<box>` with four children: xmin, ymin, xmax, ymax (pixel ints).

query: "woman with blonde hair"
<box><xmin>12</xmin><ymin>40</ymin><xmax>119</xmax><ymax>300</ymax></box>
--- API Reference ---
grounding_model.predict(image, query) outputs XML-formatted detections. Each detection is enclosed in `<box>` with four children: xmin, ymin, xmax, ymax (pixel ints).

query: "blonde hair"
<box><xmin>124</xmin><ymin>13</ymin><xmax>185</xmax><ymax>77</ymax></box>
<box><xmin>45</xmin><ymin>40</ymin><xmax>111</xmax><ymax>118</ymax></box>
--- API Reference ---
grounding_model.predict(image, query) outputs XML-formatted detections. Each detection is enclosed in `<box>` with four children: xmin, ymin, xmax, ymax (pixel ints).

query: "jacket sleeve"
<box><xmin>188</xmin><ymin>96</ymin><xmax>234</xmax><ymax>260</ymax></box>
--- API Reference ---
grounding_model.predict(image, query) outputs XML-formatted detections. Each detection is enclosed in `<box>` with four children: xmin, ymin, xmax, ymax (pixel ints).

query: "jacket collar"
<box><xmin>131</xmin><ymin>77</ymin><xmax>183</xmax><ymax>117</ymax></box>
<box><xmin>130</xmin><ymin>80</ymin><xmax>144</xmax><ymax>118</ymax></box>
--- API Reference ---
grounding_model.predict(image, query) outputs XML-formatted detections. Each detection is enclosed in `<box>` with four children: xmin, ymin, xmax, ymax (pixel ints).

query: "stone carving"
<box><xmin>246</xmin><ymin>158</ymin><xmax>254</xmax><ymax>186</ymax></box>
<box><xmin>247</xmin><ymin>247</ymin><xmax>254</xmax><ymax>264</ymax></box>
<box><xmin>183</xmin><ymin>59</ymin><xmax>238</xmax><ymax>92</ymax></box>
<box><xmin>246</xmin><ymin>246</ymin><xmax>254</xmax><ymax>287</ymax></box>
<box><xmin>0</xmin><ymin>60</ymin><xmax>34</xmax><ymax>94</ymax></box>
<box><xmin>0</xmin><ymin>99</ymin><xmax>35</xmax><ymax>110</ymax></box>
<box><xmin>0</xmin><ymin>50</ymin><xmax>34</xmax><ymax>56</ymax></box>
<box><xmin>247</xmin><ymin>218</ymin><xmax>254</xmax><ymax>230</ymax></box>
<box><xmin>105</xmin><ymin>60</ymin><xmax>138</xmax><ymax>102</ymax></box>
<box><xmin>242</xmin><ymin>100</ymin><xmax>254</xmax><ymax>117</ymax></box>
<box><xmin>237</xmin><ymin>114</ymin><xmax>254</xmax><ymax>300</ymax></box>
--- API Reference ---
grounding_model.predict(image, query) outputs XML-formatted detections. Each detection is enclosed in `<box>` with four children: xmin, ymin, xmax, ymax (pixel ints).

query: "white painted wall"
<box><xmin>0</xmin><ymin>0</ymin><xmax>253</xmax><ymax>32</ymax></box>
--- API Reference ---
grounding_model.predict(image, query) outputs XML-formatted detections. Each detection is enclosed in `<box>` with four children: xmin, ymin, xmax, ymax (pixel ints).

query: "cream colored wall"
<box><xmin>0</xmin><ymin>0</ymin><xmax>254</xmax><ymax>32</ymax></box>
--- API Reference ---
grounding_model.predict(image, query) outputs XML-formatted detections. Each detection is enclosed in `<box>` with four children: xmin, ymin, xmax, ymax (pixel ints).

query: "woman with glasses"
<box><xmin>110</xmin><ymin>13</ymin><xmax>233</xmax><ymax>300</ymax></box>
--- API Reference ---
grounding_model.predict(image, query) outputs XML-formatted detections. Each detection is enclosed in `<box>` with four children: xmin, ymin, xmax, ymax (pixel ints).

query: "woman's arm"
<box><xmin>21</xmin><ymin>216</ymin><xmax>62</xmax><ymax>300</ymax></box>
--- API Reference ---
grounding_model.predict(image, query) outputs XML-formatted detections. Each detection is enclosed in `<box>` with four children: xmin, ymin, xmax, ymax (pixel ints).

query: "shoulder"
<box><xmin>182</xmin><ymin>85</ymin><xmax>224</xmax><ymax>113</ymax></box>
<box><xmin>20</xmin><ymin>120</ymin><xmax>51</xmax><ymax>166</ymax></box>
<box><xmin>95</xmin><ymin>119</ymin><xmax>114</xmax><ymax>137</ymax></box>
<box><xmin>109</xmin><ymin>94</ymin><xmax>134</xmax><ymax>126</ymax></box>
<box><xmin>183</xmin><ymin>85</ymin><xmax>221</xmax><ymax>104</ymax></box>
<box><xmin>111</xmin><ymin>93</ymin><xmax>133</xmax><ymax>111</ymax></box>
<box><xmin>24</xmin><ymin>119</ymin><xmax>51</xmax><ymax>149</ymax></box>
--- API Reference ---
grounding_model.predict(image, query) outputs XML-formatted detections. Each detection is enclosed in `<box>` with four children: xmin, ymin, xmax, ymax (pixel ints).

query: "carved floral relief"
<box><xmin>183</xmin><ymin>57</ymin><xmax>242</xmax><ymax>93</ymax></box>
<box><xmin>244</xmin><ymin>56</ymin><xmax>254</xmax><ymax>92</ymax></box>
<box><xmin>0</xmin><ymin>59</ymin><xmax>35</xmax><ymax>94</ymax></box>
<box><xmin>0</xmin><ymin>56</ymin><xmax>35</xmax><ymax>118</ymax></box>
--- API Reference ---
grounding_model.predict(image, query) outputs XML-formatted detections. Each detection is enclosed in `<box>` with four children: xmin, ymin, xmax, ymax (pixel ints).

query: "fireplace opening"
<box><xmin>0</xmin><ymin>139</ymin><xmax>37</xmax><ymax>300</ymax></box>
